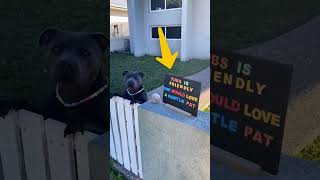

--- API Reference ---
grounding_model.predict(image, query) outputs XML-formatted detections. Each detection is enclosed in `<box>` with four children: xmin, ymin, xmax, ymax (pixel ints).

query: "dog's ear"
<box><xmin>138</xmin><ymin>72</ymin><xmax>145</xmax><ymax>78</ymax></box>
<box><xmin>39</xmin><ymin>28</ymin><xmax>60</xmax><ymax>47</ymax></box>
<box><xmin>122</xmin><ymin>71</ymin><xmax>129</xmax><ymax>76</ymax></box>
<box><xmin>91</xmin><ymin>33</ymin><xmax>108</xmax><ymax>52</ymax></box>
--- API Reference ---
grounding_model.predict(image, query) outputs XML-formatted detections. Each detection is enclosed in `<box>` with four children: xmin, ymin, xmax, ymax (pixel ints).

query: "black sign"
<box><xmin>211</xmin><ymin>49</ymin><xmax>292</xmax><ymax>175</ymax></box>
<box><xmin>163</xmin><ymin>74</ymin><xmax>201</xmax><ymax>117</ymax></box>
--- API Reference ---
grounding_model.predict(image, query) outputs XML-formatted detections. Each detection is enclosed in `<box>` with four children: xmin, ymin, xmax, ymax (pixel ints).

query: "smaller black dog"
<box><xmin>121</xmin><ymin>71</ymin><xmax>148</xmax><ymax>104</ymax></box>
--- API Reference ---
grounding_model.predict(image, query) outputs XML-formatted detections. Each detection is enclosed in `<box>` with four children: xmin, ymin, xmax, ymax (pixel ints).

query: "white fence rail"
<box><xmin>0</xmin><ymin>109</ymin><xmax>100</xmax><ymax>180</ymax></box>
<box><xmin>110</xmin><ymin>97</ymin><xmax>143</xmax><ymax>179</ymax></box>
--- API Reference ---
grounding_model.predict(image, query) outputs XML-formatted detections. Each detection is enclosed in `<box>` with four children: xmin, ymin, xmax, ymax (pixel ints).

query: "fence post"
<box><xmin>45</xmin><ymin>119</ymin><xmax>76</xmax><ymax>180</ymax></box>
<box><xmin>0</xmin><ymin>155</ymin><xmax>3</xmax><ymax>180</ymax></box>
<box><xmin>18</xmin><ymin>110</ymin><xmax>50</xmax><ymax>180</ymax></box>
<box><xmin>88</xmin><ymin>133</ymin><xmax>109</xmax><ymax>180</ymax></box>
<box><xmin>0</xmin><ymin>110</ymin><xmax>25</xmax><ymax>180</ymax></box>
<box><xmin>74</xmin><ymin>132</ymin><xmax>97</xmax><ymax>180</ymax></box>
<box><xmin>133</xmin><ymin>104</ymin><xmax>143</xmax><ymax>178</ymax></box>
<box><xmin>110</xmin><ymin>97</ymin><xmax>123</xmax><ymax>164</ymax></box>
<box><xmin>116</xmin><ymin>97</ymin><xmax>130</xmax><ymax>170</ymax></box>
<box><xmin>110</xmin><ymin>121</ymin><xmax>117</xmax><ymax>160</ymax></box>
<box><xmin>124</xmin><ymin>100</ymin><xmax>138</xmax><ymax>175</ymax></box>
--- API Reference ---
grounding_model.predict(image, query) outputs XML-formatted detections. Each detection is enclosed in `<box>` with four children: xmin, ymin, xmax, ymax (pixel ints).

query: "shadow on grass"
<box><xmin>212</xmin><ymin>0</ymin><xmax>320</xmax><ymax>50</ymax></box>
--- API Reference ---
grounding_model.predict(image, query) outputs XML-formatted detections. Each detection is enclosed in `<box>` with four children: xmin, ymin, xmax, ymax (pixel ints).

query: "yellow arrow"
<box><xmin>155</xmin><ymin>27</ymin><xmax>178</xmax><ymax>69</ymax></box>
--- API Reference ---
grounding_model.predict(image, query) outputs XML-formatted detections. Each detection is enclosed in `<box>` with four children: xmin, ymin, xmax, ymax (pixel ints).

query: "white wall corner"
<box><xmin>127</xmin><ymin>0</ymin><xmax>146</xmax><ymax>57</ymax></box>
<box><xmin>180</xmin><ymin>0</ymin><xmax>192</xmax><ymax>61</ymax></box>
<box><xmin>127</xmin><ymin>0</ymin><xmax>135</xmax><ymax>54</ymax></box>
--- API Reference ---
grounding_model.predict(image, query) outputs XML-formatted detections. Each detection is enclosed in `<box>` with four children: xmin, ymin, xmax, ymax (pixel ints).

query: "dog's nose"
<box><xmin>60</xmin><ymin>61</ymin><xmax>72</xmax><ymax>72</ymax></box>
<box><xmin>56</xmin><ymin>61</ymin><xmax>75</xmax><ymax>82</ymax></box>
<box><xmin>127</xmin><ymin>80</ymin><xmax>134</xmax><ymax>88</ymax></box>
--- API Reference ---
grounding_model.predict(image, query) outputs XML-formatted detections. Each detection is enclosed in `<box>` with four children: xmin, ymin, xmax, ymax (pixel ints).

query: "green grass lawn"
<box><xmin>110</xmin><ymin>53</ymin><xmax>209</xmax><ymax>94</ymax></box>
<box><xmin>111</xmin><ymin>169</ymin><xmax>126</xmax><ymax>180</ymax></box>
<box><xmin>212</xmin><ymin>0</ymin><xmax>320</xmax><ymax>50</ymax></box>
<box><xmin>297</xmin><ymin>137</ymin><xmax>320</xmax><ymax>165</ymax></box>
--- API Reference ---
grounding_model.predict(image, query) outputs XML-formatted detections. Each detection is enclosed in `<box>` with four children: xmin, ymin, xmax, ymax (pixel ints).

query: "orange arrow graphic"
<box><xmin>155</xmin><ymin>27</ymin><xmax>178</xmax><ymax>69</ymax></box>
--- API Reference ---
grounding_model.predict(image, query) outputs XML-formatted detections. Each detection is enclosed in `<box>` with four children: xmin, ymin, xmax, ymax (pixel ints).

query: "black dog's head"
<box><xmin>122</xmin><ymin>71</ymin><xmax>145</xmax><ymax>91</ymax></box>
<box><xmin>39</xmin><ymin>28</ymin><xmax>108</xmax><ymax>89</ymax></box>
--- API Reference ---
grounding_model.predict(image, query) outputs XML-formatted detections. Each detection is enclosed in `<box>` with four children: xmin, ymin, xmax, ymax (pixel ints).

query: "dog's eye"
<box><xmin>80</xmin><ymin>49</ymin><xmax>91</xmax><ymax>57</ymax></box>
<box><xmin>52</xmin><ymin>46</ymin><xmax>63</xmax><ymax>54</ymax></box>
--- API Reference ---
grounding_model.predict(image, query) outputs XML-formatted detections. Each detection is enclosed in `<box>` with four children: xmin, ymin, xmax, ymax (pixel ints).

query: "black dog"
<box><xmin>0</xmin><ymin>28</ymin><xmax>109</xmax><ymax>137</ymax></box>
<box><xmin>121</xmin><ymin>71</ymin><xmax>148</xmax><ymax>104</ymax></box>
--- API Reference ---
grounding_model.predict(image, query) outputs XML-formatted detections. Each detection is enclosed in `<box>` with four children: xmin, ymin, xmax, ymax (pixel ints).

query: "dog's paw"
<box><xmin>64</xmin><ymin>123</ymin><xmax>84</xmax><ymax>137</ymax></box>
<box><xmin>130</xmin><ymin>100</ymin><xmax>137</xmax><ymax>105</ymax></box>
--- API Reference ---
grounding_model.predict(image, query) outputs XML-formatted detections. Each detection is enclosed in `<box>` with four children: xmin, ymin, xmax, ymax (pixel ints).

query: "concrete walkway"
<box><xmin>212</xmin><ymin>154</ymin><xmax>320</xmax><ymax>180</ymax></box>
<box><xmin>237</xmin><ymin>16</ymin><xmax>320</xmax><ymax>154</ymax></box>
<box><xmin>147</xmin><ymin>67</ymin><xmax>210</xmax><ymax>110</ymax></box>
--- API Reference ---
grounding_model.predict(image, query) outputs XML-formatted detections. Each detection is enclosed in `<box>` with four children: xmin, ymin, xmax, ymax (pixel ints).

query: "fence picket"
<box><xmin>134</xmin><ymin>104</ymin><xmax>143</xmax><ymax>178</ymax></box>
<box><xmin>0</xmin><ymin>155</ymin><xmax>4</xmax><ymax>180</ymax></box>
<box><xmin>74</xmin><ymin>132</ymin><xmax>97</xmax><ymax>180</ymax></box>
<box><xmin>124</xmin><ymin>100</ymin><xmax>138</xmax><ymax>175</ymax></box>
<box><xmin>110</xmin><ymin>121</ymin><xmax>116</xmax><ymax>159</ymax></box>
<box><xmin>18</xmin><ymin>110</ymin><xmax>49</xmax><ymax>180</ymax></box>
<box><xmin>110</xmin><ymin>97</ymin><xmax>123</xmax><ymax>164</ymax></box>
<box><xmin>109</xmin><ymin>97</ymin><xmax>143</xmax><ymax>179</ymax></box>
<box><xmin>1</xmin><ymin>109</ymin><xmax>109</xmax><ymax>180</ymax></box>
<box><xmin>116</xmin><ymin>97</ymin><xmax>130</xmax><ymax>170</ymax></box>
<box><xmin>45</xmin><ymin>119</ymin><xmax>76</xmax><ymax>180</ymax></box>
<box><xmin>0</xmin><ymin>111</ymin><xmax>24</xmax><ymax>180</ymax></box>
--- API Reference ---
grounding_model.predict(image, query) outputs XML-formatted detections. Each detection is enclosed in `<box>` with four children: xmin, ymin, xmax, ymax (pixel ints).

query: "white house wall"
<box><xmin>190</xmin><ymin>0</ymin><xmax>210</xmax><ymax>59</ymax></box>
<box><xmin>128</xmin><ymin>0</ymin><xmax>209</xmax><ymax>59</ymax></box>
<box><xmin>129</xmin><ymin>0</ymin><xmax>146</xmax><ymax>56</ymax></box>
<box><xmin>143</xmin><ymin>0</ymin><xmax>182</xmax><ymax>57</ymax></box>
<box><xmin>127</xmin><ymin>0</ymin><xmax>135</xmax><ymax>54</ymax></box>
<box><xmin>181</xmin><ymin>0</ymin><xmax>192</xmax><ymax>61</ymax></box>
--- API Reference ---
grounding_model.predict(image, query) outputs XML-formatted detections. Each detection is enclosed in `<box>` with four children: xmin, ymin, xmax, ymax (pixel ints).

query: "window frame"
<box><xmin>166</xmin><ymin>25</ymin><xmax>182</xmax><ymax>40</ymax></box>
<box><xmin>150</xmin><ymin>0</ymin><xmax>182</xmax><ymax>12</ymax></box>
<box><xmin>150</xmin><ymin>25</ymin><xmax>182</xmax><ymax>40</ymax></box>
<box><xmin>150</xmin><ymin>26</ymin><xmax>166</xmax><ymax>39</ymax></box>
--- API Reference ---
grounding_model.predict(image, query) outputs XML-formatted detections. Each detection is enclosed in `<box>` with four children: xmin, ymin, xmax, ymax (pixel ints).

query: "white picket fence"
<box><xmin>110</xmin><ymin>97</ymin><xmax>143</xmax><ymax>179</ymax></box>
<box><xmin>0</xmin><ymin>109</ymin><xmax>99</xmax><ymax>180</ymax></box>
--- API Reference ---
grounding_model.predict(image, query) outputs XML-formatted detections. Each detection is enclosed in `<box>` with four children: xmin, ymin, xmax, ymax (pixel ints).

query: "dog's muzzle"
<box><xmin>55</xmin><ymin>61</ymin><xmax>77</xmax><ymax>82</ymax></box>
<box><xmin>127</xmin><ymin>80</ymin><xmax>135</xmax><ymax>88</ymax></box>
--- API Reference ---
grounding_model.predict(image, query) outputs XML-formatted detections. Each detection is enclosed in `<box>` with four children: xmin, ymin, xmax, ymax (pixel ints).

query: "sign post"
<box><xmin>211</xmin><ymin>49</ymin><xmax>292</xmax><ymax>175</ymax></box>
<box><xmin>163</xmin><ymin>74</ymin><xmax>201</xmax><ymax>117</ymax></box>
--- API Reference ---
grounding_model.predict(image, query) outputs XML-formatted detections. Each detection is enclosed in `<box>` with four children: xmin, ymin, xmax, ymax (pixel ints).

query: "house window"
<box><xmin>166</xmin><ymin>26</ymin><xmax>181</xmax><ymax>39</ymax></box>
<box><xmin>166</xmin><ymin>0</ymin><xmax>182</xmax><ymax>9</ymax></box>
<box><xmin>151</xmin><ymin>0</ymin><xmax>165</xmax><ymax>11</ymax></box>
<box><xmin>151</xmin><ymin>26</ymin><xmax>181</xmax><ymax>40</ymax></box>
<box><xmin>151</xmin><ymin>26</ymin><xmax>165</xmax><ymax>38</ymax></box>
<box><xmin>150</xmin><ymin>0</ymin><xmax>182</xmax><ymax>11</ymax></box>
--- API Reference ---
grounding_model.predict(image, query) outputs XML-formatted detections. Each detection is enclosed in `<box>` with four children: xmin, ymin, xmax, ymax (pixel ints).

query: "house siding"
<box><xmin>128</xmin><ymin>0</ymin><xmax>210</xmax><ymax>60</ymax></box>
<box><xmin>190</xmin><ymin>0</ymin><xmax>210</xmax><ymax>59</ymax></box>
<box><xmin>143</xmin><ymin>0</ymin><xmax>182</xmax><ymax>57</ymax></box>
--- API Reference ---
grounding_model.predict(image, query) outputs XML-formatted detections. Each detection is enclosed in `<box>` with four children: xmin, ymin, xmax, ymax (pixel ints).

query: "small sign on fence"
<box><xmin>210</xmin><ymin>49</ymin><xmax>292</xmax><ymax>175</ymax></box>
<box><xmin>163</xmin><ymin>74</ymin><xmax>201</xmax><ymax>117</ymax></box>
